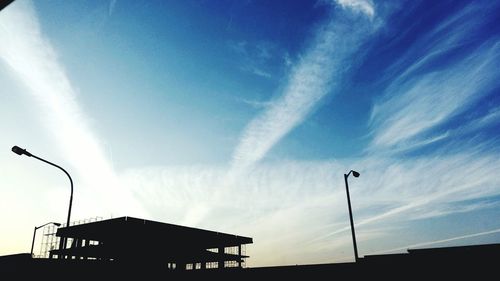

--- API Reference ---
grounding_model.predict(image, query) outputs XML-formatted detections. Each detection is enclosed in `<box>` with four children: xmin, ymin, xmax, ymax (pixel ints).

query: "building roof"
<box><xmin>57</xmin><ymin>216</ymin><xmax>252</xmax><ymax>247</ymax></box>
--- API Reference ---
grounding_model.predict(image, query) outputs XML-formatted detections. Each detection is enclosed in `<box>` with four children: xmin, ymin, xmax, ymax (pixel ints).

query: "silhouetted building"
<box><xmin>48</xmin><ymin>216</ymin><xmax>252</xmax><ymax>270</ymax></box>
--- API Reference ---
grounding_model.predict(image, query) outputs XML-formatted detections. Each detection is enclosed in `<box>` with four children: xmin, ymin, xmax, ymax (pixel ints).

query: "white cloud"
<box><xmin>370</xmin><ymin>41</ymin><xmax>500</xmax><ymax>151</ymax></box>
<box><xmin>369</xmin><ymin>2</ymin><xmax>500</xmax><ymax>152</ymax></box>
<box><xmin>0</xmin><ymin>0</ymin><xmax>145</xmax><ymax>220</ymax></box>
<box><xmin>239</xmin><ymin>98</ymin><xmax>274</xmax><ymax>109</ymax></box>
<box><xmin>240</xmin><ymin>64</ymin><xmax>272</xmax><ymax>79</ymax></box>
<box><xmin>230</xmin><ymin>8</ymin><xmax>376</xmax><ymax>176</ymax></box>
<box><xmin>123</xmin><ymin>149</ymin><xmax>500</xmax><ymax>266</ymax></box>
<box><xmin>334</xmin><ymin>0</ymin><xmax>375</xmax><ymax>18</ymax></box>
<box><xmin>475</xmin><ymin>106</ymin><xmax>500</xmax><ymax>128</ymax></box>
<box><xmin>370</xmin><ymin>228</ymin><xmax>500</xmax><ymax>255</ymax></box>
<box><xmin>229</xmin><ymin>41</ymin><xmax>279</xmax><ymax>79</ymax></box>
<box><xmin>302</xmin><ymin>150</ymin><xmax>500</xmax><ymax>243</ymax></box>
<box><xmin>387</xmin><ymin>3</ymin><xmax>486</xmax><ymax>83</ymax></box>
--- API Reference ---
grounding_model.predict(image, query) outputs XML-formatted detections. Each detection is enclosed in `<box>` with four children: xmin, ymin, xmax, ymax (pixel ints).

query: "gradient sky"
<box><xmin>1</xmin><ymin>0</ymin><xmax>500</xmax><ymax>267</ymax></box>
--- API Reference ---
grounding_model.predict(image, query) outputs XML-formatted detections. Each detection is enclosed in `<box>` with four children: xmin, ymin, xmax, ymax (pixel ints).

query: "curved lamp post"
<box><xmin>344</xmin><ymin>170</ymin><xmax>360</xmax><ymax>262</ymax></box>
<box><xmin>12</xmin><ymin>146</ymin><xmax>73</xmax><ymax>255</ymax></box>
<box><xmin>31</xmin><ymin>222</ymin><xmax>61</xmax><ymax>257</ymax></box>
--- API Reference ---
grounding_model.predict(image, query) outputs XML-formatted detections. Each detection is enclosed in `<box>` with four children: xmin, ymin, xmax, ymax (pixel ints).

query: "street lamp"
<box><xmin>31</xmin><ymin>222</ymin><xmax>61</xmax><ymax>257</ymax></box>
<box><xmin>12</xmin><ymin>146</ymin><xmax>73</xmax><ymax>254</ymax></box>
<box><xmin>344</xmin><ymin>169</ymin><xmax>360</xmax><ymax>262</ymax></box>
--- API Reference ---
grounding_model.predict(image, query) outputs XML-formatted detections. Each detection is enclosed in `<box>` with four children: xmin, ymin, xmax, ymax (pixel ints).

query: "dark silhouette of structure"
<box><xmin>12</xmin><ymin>146</ymin><xmax>74</xmax><ymax>255</ymax></box>
<box><xmin>48</xmin><ymin>216</ymin><xmax>252</xmax><ymax>270</ymax></box>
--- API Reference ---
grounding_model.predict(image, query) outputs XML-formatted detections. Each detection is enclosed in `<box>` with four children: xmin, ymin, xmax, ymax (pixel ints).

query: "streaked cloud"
<box><xmin>369</xmin><ymin>2</ymin><xmax>500</xmax><ymax>152</ymax></box>
<box><xmin>228</xmin><ymin>40</ymin><xmax>280</xmax><ymax>79</ymax></box>
<box><xmin>370</xmin><ymin>228</ymin><xmax>500</xmax><ymax>255</ymax></box>
<box><xmin>474</xmin><ymin>106</ymin><xmax>500</xmax><ymax>129</ymax></box>
<box><xmin>0</xmin><ymin>0</ymin><xmax>144</xmax><ymax>219</ymax></box>
<box><xmin>370</xmin><ymin>42</ymin><xmax>499</xmax><ymax>151</ymax></box>
<box><xmin>230</xmin><ymin>6</ymin><xmax>377</xmax><ymax>176</ymax></box>
<box><xmin>123</xmin><ymin>147</ymin><xmax>500</xmax><ymax>266</ymax></box>
<box><xmin>334</xmin><ymin>0</ymin><xmax>375</xmax><ymax>18</ymax></box>
<box><xmin>239</xmin><ymin>98</ymin><xmax>274</xmax><ymax>109</ymax></box>
<box><xmin>241</xmin><ymin>64</ymin><xmax>272</xmax><ymax>79</ymax></box>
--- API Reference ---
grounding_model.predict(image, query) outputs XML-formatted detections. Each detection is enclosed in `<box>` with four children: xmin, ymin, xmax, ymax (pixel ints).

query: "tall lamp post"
<box><xmin>31</xmin><ymin>222</ymin><xmax>61</xmax><ymax>257</ymax></box>
<box><xmin>12</xmin><ymin>146</ymin><xmax>73</xmax><ymax>254</ymax></box>
<box><xmin>344</xmin><ymin>169</ymin><xmax>360</xmax><ymax>262</ymax></box>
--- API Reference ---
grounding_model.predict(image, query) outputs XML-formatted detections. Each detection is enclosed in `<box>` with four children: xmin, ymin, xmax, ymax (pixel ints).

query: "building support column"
<box><xmin>238</xmin><ymin>245</ymin><xmax>242</xmax><ymax>268</ymax></box>
<box><xmin>58</xmin><ymin>237</ymin><xmax>65</xmax><ymax>259</ymax></box>
<box><xmin>218</xmin><ymin>246</ymin><xmax>225</xmax><ymax>270</ymax></box>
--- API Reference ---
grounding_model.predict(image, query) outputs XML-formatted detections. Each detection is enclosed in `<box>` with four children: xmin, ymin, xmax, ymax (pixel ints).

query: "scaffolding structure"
<box><xmin>38</xmin><ymin>224</ymin><xmax>59</xmax><ymax>259</ymax></box>
<box><xmin>37</xmin><ymin>217</ymin><xmax>103</xmax><ymax>258</ymax></box>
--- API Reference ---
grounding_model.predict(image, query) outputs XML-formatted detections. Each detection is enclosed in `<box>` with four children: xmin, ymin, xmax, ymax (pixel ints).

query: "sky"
<box><xmin>1</xmin><ymin>0</ymin><xmax>500</xmax><ymax>267</ymax></box>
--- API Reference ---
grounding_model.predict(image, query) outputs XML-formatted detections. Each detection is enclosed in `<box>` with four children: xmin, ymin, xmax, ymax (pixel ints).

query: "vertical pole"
<box><xmin>238</xmin><ymin>245</ymin><xmax>242</xmax><ymax>268</ymax></box>
<box><xmin>30</xmin><ymin>227</ymin><xmax>37</xmax><ymax>257</ymax></box>
<box><xmin>218</xmin><ymin>246</ymin><xmax>224</xmax><ymax>270</ymax></box>
<box><xmin>345</xmin><ymin>174</ymin><xmax>359</xmax><ymax>262</ymax></box>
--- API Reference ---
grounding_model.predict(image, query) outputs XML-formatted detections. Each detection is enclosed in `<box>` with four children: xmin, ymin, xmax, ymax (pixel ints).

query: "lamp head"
<box><xmin>53</xmin><ymin>223</ymin><xmax>61</xmax><ymax>227</ymax></box>
<box><xmin>352</xmin><ymin>170</ymin><xmax>360</xmax><ymax>178</ymax></box>
<box><xmin>12</xmin><ymin>146</ymin><xmax>32</xmax><ymax>157</ymax></box>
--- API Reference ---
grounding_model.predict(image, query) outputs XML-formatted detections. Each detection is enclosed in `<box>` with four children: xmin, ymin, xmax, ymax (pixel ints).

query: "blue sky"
<box><xmin>1</xmin><ymin>0</ymin><xmax>500</xmax><ymax>267</ymax></box>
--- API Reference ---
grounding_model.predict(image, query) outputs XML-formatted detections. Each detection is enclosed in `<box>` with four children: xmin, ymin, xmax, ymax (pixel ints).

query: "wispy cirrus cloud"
<box><xmin>214</xmin><ymin>1</ymin><xmax>500</xmax><ymax>265</ymax></box>
<box><xmin>370</xmin><ymin>228</ymin><xmax>500</xmax><ymax>255</ymax></box>
<box><xmin>369</xmin><ymin>2</ymin><xmax>500</xmax><ymax>152</ymax></box>
<box><xmin>334</xmin><ymin>0</ymin><xmax>375</xmax><ymax>19</ymax></box>
<box><xmin>124</xmin><ymin>147</ymin><xmax>500</xmax><ymax>266</ymax></box>
<box><xmin>370</xmin><ymin>42</ymin><xmax>500</xmax><ymax>151</ymax></box>
<box><xmin>230</xmin><ymin>2</ymin><xmax>377</xmax><ymax>176</ymax></box>
<box><xmin>227</xmin><ymin>40</ymin><xmax>279</xmax><ymax>79</ymax></box>
<box><xmin>317</xmin><ymin>150</ymin><xmax>500</xmax><ymax>240</ymax></box>
<box><xmin>475</xmin><ymin>107</ymin><xmax>500</xmax><ymax>129</ymax></box>
<box><xmin>0</xmin><ymin>0</ymin><xmax>144</xmax><ymax>219</ymax></box>
<box><xmin>340</xmin><ymin>2</ymin><xmax>500</xmax><ymax>255</ymax></box>
<box><xmin>239</xmin><ymin>98</ymin><xmax>274</xmax><ymax>109</ymax></box>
